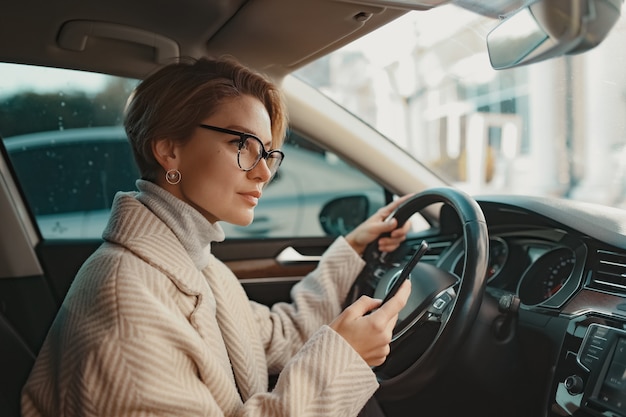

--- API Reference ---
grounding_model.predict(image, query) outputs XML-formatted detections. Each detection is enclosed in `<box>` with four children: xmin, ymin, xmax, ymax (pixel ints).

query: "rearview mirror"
<box><xmin>319</xmin><ymin>195</ymin><xmax>370</xmax><ymax>237</ymax></box>
<box><xmin>487</xmin><ymin>0</ymin><xmax>622</xmax><ymax>70</ymax></box>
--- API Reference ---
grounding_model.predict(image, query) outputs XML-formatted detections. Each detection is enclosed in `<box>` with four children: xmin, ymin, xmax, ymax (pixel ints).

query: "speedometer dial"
<box><xmin>517</xmin><ymin>247</ymin><xmax>576</xmax><ymax>306</ymax></box>
<box><xmin>486</xmin><ymin>237</ymin><xmax>509</xmax><ymax>280</ymax></box>
<box><xmin>453</xmin><ymin>237</ymin><xmax>509</xmax><ymax>282</ymax></box>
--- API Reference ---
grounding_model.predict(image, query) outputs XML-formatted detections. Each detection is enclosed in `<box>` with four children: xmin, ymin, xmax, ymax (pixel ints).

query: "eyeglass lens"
<box><xmin>239</xmin><ymin>136</ymin><xmax>283</xmax><ymax>175</ymax></box>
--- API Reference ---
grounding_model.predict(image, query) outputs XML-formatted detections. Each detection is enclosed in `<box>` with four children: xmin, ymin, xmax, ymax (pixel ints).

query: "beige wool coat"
<box><xmin>21</xmin><ymin>191</ymin><xmax>379</xmax><ymax>417</ymax></box>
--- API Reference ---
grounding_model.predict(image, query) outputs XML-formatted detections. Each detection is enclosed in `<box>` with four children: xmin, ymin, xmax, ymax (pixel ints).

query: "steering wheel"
<box><xmin>344</xmin><ymin>187</ymin><xmax>489</xmax><ymax>401</ymax></box>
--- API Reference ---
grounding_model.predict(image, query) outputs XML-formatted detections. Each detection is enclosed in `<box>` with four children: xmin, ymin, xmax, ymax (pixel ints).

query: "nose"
<box><xmin>247</xmin><ymin>157</ymin><xmax>272</xmax><ymax>182</ymax></box>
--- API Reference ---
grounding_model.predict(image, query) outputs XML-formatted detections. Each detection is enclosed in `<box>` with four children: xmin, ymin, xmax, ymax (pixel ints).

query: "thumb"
<box><xmin>345</xmin><ymin>295</ymin><xmax>383</xmax><ymax>318</ymax></box>
<box><xmin>380</xmin><ymin>217</ymin><xmax>399</xmax><ymax>232</ymax></box>
<box><xmin>368</xmin><ymin>217</ymin><xmax>399</xmax><ymax>238</ymax></box>
<box><xmin>374</xmin><ymin>280</ymin><xmax>411</xmax><ymax>320</ymax></box>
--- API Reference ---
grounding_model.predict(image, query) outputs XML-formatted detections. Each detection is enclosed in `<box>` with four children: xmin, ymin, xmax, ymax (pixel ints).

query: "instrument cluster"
<box><xmin>448</xmin><ymin>232</ymin><xmax>586</xmax><ymax>308</ymax></box>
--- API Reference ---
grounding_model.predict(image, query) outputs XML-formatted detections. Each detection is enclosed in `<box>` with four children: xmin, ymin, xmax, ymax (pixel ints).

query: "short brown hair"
<box><xmin>124</xmin><ymin>56</ymin><xmax>288</xmax><ymax>181</ymax></box>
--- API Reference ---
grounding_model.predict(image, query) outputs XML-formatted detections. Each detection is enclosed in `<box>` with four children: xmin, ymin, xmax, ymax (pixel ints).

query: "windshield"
<box><xmin>295</xmin><ymin>4</ymin><xmax>626</xmax><ymax>209</ymax></box>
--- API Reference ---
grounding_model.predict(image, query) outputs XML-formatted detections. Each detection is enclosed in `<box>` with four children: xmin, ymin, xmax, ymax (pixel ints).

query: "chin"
<box><xmin>228</xmin><ymin>214</ymin><xmax>255</xmax><ymax>227</ymax></box>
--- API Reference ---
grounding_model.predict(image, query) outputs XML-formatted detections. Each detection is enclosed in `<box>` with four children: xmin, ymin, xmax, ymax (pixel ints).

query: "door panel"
<box><xmin>216</xmin><ymin>237</ymin><xmax>334</xmax><ymax>305</ymax></box>
<box><xmin>34</xmin><ymin>236</ymin><xmax>336</xmax><ymax>316</ymax></box>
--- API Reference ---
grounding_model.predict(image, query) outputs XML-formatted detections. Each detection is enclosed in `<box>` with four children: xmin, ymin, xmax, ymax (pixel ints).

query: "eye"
<box><xmin>239</xmin><ymin>138</ymin><xmax>252</xmax><ymax>151</ymax></box>
<box><xmin>240</xmin><ymin>135</ymin><xmax>262</xmax><ymax>152</ymax></box>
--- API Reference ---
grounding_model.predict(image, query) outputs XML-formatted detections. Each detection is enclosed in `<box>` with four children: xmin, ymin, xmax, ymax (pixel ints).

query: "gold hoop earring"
<box><xmin>165</xmin><ymin>169</ymin><xmax>181</xmax><ymax>185</ymax></box>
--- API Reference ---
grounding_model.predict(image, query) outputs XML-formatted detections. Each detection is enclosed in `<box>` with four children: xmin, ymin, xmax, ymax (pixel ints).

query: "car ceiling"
<box><xmin>0</xmin><ymin>0</ymin><xmax>536</xmax><ymax>81</ymax></box>
<box><xmin>0</xmin><ymin>0</ymin><xmax>406</xmax><ymax>80</ymax></box>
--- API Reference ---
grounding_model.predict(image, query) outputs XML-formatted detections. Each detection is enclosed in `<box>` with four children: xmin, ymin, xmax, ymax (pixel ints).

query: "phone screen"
<box><xmin>381</xmin><ymin>240</ymin><xmax>428</xmax><ymax>304</ymax></box>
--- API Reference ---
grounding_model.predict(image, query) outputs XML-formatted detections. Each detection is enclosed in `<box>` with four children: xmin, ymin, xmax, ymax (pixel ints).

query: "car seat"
<box><xmin>0</xmin><ymin>312</ymin><xmax>36</xmax><ymax>417</ymax></box>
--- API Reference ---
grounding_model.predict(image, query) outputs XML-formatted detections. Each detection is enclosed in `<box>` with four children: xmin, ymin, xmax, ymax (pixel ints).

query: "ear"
<box><xmin>152</xmin><ymin>137</ymin><xmax>178</xmax><ymax>171</ymax></box>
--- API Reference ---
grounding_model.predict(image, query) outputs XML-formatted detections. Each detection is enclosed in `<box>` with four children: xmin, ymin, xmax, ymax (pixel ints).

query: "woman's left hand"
<box><xmin>345</xmin><ymin>194</ymin><xmax>414</xmax><ymax>255</ymax></box>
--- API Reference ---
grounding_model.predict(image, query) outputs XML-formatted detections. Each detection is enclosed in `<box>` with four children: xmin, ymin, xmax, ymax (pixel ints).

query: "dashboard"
<box><xmin>413</xmin><ymin>194</ymin><xmax>626</xmax><ymax>417</ymax></box>
<box><xmin>446</xmin><ymin>231</ymin><xmax>586</xmax><ymax>309</ymax></box>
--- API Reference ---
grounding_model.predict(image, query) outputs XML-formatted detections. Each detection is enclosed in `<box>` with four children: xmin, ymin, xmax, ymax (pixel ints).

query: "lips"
<box><xmin>240</xmin><ymin>190</ymin><xmax>261</xmax><ymax>199</ymax></box>
<box><xmin>240</xmin><ymin>190</ymin><xmax>262</xmax><ymax>205</ymax></box>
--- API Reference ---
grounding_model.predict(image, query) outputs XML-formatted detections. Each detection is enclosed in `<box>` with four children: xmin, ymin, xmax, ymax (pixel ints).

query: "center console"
<box><xmin>552</xmin><ymin>316</ymin><xmax>626</xmax><ymax>417</ymax></box>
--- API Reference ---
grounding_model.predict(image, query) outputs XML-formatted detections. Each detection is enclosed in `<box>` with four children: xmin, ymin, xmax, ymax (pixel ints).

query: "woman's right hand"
<box><xmin>329</xmin><ymin>280</ymin><xmax>411</xmax><ymax>367</ymax></box>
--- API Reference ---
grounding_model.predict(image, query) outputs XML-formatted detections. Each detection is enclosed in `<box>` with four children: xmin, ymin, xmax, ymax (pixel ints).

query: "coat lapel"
<box><xmin>104</xmin><ymin>192</ymin><xmax>267</xmax><ymax>403</ymax></box>
<box><xmin>203</xmin><ymin>257</ymin><xmax>268</xmax><ymax>401</ymax></box>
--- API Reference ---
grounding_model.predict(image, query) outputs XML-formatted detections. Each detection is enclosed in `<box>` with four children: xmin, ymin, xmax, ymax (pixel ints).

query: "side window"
<box><xmin>4</xmin><ymin>128</ymin><xmax>140</xmax><ymax>239</ymax></box>
<box><xmin>0</xmin><ymin>63</ymin><xmax>138</xmax><ymax>240</ymax></box>
<box><xmin>6</xmin><ymin>130</ymin><xmax>138</xmax><ymax>216</ymax></box>
<box><xmin>1</xmin><ymin>63</ymin><xmax>386</xmax><ymax>240</ymax></box>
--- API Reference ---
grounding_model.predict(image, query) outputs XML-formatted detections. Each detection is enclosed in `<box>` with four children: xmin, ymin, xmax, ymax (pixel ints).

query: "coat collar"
<box><xmin>135</xmin><ymin>179</ymin><xmax>225</xmax><ymax>270</ymax></box>
<box><xmin>103</xmin><ymin>191</ymin><xmax>209</xmax><ymax>296</ymax></box>
<box><xmin>103</xmin><ymin>190</ymin><xmax>268</xmax><ymax>400</ymax></box>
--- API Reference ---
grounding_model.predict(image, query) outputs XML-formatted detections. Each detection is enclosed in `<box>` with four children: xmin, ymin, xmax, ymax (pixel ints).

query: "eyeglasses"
<box><xmin>198</xmin><ymin>124</ymin><xmax>284</xmax><ymax>176</ymax></box>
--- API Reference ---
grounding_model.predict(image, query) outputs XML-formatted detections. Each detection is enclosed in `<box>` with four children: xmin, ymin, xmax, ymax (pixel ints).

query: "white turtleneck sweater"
<box><xmin>22</xmin><ymin>180</ymin><xmax>379</xmax><ymax>417</ymax></box>
<box><xmin>135</xmin><ymin>180</ymin><xmax>225</xmax><ymax>270</ymax></box>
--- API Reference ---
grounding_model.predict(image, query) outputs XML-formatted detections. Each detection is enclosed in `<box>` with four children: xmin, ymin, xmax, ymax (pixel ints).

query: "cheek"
<box><xmin>183</xmin><ymin>148</ymin><xmax>232</xmax><ymax>187</ymax></box>
<box><xmin>184</xmin><ymin>145</ymin><xmax>216</xmax><ymax>172</ymax></box>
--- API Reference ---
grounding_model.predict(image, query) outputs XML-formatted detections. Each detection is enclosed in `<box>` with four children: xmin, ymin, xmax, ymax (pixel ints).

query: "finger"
<box><xmin>380</xmin><ymin>229</ymin><xmax>408</xmax><ymax>244</ymax></box>
<box><xmin>378</xmin><ymin>196</ymin><xmax>414</xmax><ymax>233</ymax></box>
<box><xmin>374</xmin><ymin>280</ymin><xmax>411</xmax><ymax>319</ymax></box>
<box><xmin>345</xmin><ymin>295</ymin><xmax>383</xmax><ymax>318</ymax></box>
<box><xmin>378</xmin><ymin>226</ymin><xmax>409</xmax><ymax>251</ymax></box>
<box><xmin>365</xmin><ymin>217</ymin><xmax>399</xmax><ymax>240</ymax></box>
<box><xmin>378</xmin><ymin>238</ymin><xmax>406</xmax><ymax>253</ymax></box>
<box><xmin>387</xmin><ymin>193</ymin><xmax>414</xmax><ymax>210</ymax></box>
<box><xmin>380</xmin><ymin>193</ymin><xmax>414</xmax><ymax>217</ymax></box>
<box><xmin>391</xmin><ymin>219</ymin><xmax>412</xmax><ymax>236</ymax></box>
<box><xmin>380</xmin><ymin>217</ymin><xmax>399</xmax><ymax>233</ymax></box>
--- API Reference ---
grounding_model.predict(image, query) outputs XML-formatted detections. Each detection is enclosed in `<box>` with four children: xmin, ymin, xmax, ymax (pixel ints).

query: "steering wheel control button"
<box><xmin>374</xmin><ymin>267</ymin><xmax>387</xmax><ymax>279</ymax></box>
<box><xmin>429</xmin><ymin>292</ymin><xmax>452</xmax><ymax>313</ymax></box>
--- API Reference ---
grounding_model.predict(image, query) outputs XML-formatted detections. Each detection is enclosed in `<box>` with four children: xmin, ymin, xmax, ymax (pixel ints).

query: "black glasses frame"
<box><xmin>198</xmin><ymin>124</ymin><xmax>284</xmax><ymax>173</ymax></box>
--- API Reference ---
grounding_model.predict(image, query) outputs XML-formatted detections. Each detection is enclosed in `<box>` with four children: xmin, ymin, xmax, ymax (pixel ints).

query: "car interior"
<box><xmin>2</xmin><ymin>0</ymin><xmax>626</xmax><ymax>416</ymax></box>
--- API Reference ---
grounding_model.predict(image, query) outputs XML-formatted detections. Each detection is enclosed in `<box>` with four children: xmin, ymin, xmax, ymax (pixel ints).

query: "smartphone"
<box><xmin>380</xmin><ymin>240</ymin><xmax>428</xmax><ymax>305</ymax></box>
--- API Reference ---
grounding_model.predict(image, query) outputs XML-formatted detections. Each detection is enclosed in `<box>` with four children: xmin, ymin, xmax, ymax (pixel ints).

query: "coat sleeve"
<box><xmin>241</xmin><ymin>325</ymin><xmax>379</xmax><ymax>417</ymax></box>
<box><xmin>24</xmin><ymin>326</ymin><xmax>378</xmax><ymax>417</ymax></box>
<box><xmin>22</xmin><ymin>238</ymin><xmax>378</xmax><ymax>417</ymax></box>
<box><xmin>250</xmin><ymin>236</ymin><xmax>367</xmax><ymax>371</ymax></box>
<box><xmin>210</xmin><ymin>236</ymin><xmax>379</xmax><ymax>416</ymax></box>
<box><xmin>241</xmin><ymin>236</ymin><xmax>379</xmax><ymax>416</ymax></box>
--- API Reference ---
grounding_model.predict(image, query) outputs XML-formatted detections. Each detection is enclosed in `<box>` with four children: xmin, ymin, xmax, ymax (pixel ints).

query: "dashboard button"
<box><xmin>564</xmin><ymin>375</ymin><xmax>584</xmax><ymax>395</ymax></box>
<box><xmin>580</xmin><ymin>326</ymin><xmax>611</xmax><ymax>371</ymax></box>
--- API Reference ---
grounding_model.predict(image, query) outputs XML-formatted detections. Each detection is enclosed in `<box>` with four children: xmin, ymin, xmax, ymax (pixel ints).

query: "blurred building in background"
<box><xmin>296</xmin><ymin>5</ymin><xmax>626</xmax><ymax>208</ymax></box>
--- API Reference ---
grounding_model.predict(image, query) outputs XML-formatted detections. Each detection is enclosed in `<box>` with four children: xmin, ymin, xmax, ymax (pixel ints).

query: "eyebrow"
<box><xmin>240</xmin><ymin>129</ymin><xmax>274</xmax><ymax>150</ymax></box>
<box><xmin>202</xmin><ymin>123</ymin><xmax>275</xmax><ymax>149</ymax></box>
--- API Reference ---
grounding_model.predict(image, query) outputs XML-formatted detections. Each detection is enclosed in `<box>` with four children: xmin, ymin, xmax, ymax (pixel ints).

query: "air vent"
<box><xmin>589</xmin><ymin>250</ymin><xmax>626</xmax><ymax>294</ymax></box>
<box><xmin>408</xmin><ymin>238</ymin><xmax>454</xmax><ymax>265</ymax></box>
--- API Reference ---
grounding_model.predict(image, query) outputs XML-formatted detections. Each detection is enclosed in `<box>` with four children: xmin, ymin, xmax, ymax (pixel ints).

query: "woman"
<box><xmin>22</xmin><ymin>56</ymin><xmax>412</xmax><ymax>417</ymax></box>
